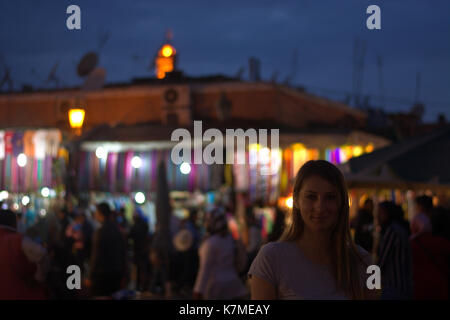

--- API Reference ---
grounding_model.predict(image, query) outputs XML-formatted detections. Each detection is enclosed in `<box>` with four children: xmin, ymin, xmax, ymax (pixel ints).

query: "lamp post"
<box><xmin>66</xmin><ymin>108</ymin><xmax>85</xmax><ymax>205</ymax></box>
<box><xmin>68</xmin><ymin>108</ymin><xmax>85</xmax><ymax>136</ymax></box>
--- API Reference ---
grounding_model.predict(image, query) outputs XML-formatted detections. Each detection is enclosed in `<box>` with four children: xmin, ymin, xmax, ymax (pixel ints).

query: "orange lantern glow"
<box><xmin>161</xmin><ymin>44</ymin><xmax>174</xmax><ymax>57</ymax></box>
<box><xmin>155</xmin><ymin>44</ymin><xmax>176</xmax><ymax>79</ymax></box>
<box><xmin>68</xmin><ymin>108</ymin><xmax>85</xmax><ymax>135</ymax></box>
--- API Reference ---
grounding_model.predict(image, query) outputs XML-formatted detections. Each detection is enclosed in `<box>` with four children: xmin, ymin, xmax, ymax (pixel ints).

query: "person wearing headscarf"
<box><xmin>193</xmin><ymin>208</ymin><xmax>248</xmax><ymax>300</ymax></box>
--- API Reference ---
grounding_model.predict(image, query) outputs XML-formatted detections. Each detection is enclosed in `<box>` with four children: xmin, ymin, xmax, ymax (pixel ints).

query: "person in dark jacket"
<box><xmin>377</xmin><ymin>201</ymin><xmax>413</xmax><ymax>299</ymax></box>
<box><xmin>129</xmin><ymin>212</ymin><xmax>150</xmax><ymax>291</ymax></box>
<box><xmin>88</xmin><ymin>202</ymin><xmax>127</xmax><ymax>297</ymax></box>
<box><xmin>351</xmin><ymin>198</ymin><xmax>374</xmax><ymax>252</ymax></box>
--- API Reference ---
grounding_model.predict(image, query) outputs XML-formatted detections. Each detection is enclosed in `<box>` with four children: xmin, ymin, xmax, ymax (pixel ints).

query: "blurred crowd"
<box><xmin>0</xmin><ymin>197</ymin><xmax>286</xmax><ymax>300</ymax></box>
<box><xmin>351</xmin><ymin>195</ymin><xmax>450</xmax><ymax>299</ymax></box>
<box><xmin>1</xmin><ymin>193</ymin><xmax>450</xmax><ymax>300</ymax></box>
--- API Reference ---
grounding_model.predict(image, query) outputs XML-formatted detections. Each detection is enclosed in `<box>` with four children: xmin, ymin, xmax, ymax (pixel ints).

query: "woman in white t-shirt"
<box><xmin>249</xmin><ymin>160</ymin><xmax>380</xmax><ymax>300</ymax></box>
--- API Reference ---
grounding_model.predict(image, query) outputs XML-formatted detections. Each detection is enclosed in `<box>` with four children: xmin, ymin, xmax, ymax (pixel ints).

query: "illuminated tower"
<box><xmin>154</xmin><ymin>37</ymin><xmax>177</xmax><ymax>79</ymax></box>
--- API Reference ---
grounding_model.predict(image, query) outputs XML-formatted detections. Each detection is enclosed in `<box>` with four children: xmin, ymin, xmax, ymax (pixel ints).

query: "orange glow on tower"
<box><xmin>155</xmin><ymin>44</ymin><xmax>176</xmax><ymax>79</ymax></box>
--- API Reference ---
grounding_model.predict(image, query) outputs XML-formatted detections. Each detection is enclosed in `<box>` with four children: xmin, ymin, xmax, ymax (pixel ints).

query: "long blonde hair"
<box><xmin>280</xmin><ymin>160</ymin><xmax>367</xmax><ymax>299</ymax></box>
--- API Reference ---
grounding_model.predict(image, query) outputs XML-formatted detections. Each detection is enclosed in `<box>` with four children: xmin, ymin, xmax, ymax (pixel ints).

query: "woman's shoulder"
<box><xmin>258</xmin><ymin>240</ymin><xmax>297</xmax><ymax>257</ymax></box>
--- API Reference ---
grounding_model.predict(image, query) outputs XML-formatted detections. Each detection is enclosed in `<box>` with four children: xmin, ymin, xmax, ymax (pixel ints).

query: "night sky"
<box><xmin>1</xmin><ymin>0</ymin><xmax>449</xmax><ymax>122</ymax></box>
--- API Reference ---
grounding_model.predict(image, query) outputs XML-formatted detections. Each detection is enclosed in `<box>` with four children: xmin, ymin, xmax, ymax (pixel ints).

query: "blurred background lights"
<box><xmin>259</xmin><ymin>147</ymin><xmax>271</xmax><ymax>164</ymax></box>
<box><xmin>353</xmin><ymin>146</ymin><xmax>363</xmax><ymax>157</ymax></box>
<box><xmin>95</xmin><ymin>146</ymin><xmax>107</xmax><ymax>159</ymax></box>
<box><xmin>131</xmin><ymin>156</ymin><xmax>142</xmax><ymax>169</ymax></box>
<box><xmin>21</xmin><ymin>196</ymin><xmax>30</xmax><ymax>206</ymax></box>
<box><xmin>285</xmin><ymin>196</ymin><xmax>293</xmax><ymax>209</ymax></box>
<box><xmin>161</xmin><ymin>44</ymin><xmax>174</xmax><ymax>57</ymax></box>
<box><xmin>0</xmin><ymin>190</ymin><xmax>8</xmax><ymax>201</ymax></box>
<box><xmin>39</xmin><ymin>209</ymin><xmax>47</xmax><ymax>217</ymax></box>
<box><xmin>180</xmin><ymin>162</ymin><xmax>191</xmax><ymax>175</ymax></box>
<box><xmin>17</xmin><ymin>153</ymin><xmax>27</xmax><ymax>167</ymax></box>
<box><xmin>41</xmin><ymin>187</ymin><xmax>50</xmax><ymax>198</ymax></box>
<box><xmin>135</xmin><ymin>192</ymin><xmax>146</xmax><ymax>204</ymax></box>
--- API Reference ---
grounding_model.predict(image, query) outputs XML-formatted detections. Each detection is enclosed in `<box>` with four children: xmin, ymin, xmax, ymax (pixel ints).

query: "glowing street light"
<box><xmin>68</xmin><ymin>108</ymin><xmax>85</xmax><ymax>135</ymax></box>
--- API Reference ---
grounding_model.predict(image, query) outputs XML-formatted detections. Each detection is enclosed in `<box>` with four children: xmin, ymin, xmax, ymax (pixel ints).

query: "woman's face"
<box><xmin>297</xmin><ymin>175</ymin><xmax>340</xmax><ymax>233</ymax></box>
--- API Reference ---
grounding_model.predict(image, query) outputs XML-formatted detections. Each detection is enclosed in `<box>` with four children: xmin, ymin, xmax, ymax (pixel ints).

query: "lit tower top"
<box><xmin>154</xmin><ymin>31</ymin><xmax>177</xmax><ymax>79</ymax></box>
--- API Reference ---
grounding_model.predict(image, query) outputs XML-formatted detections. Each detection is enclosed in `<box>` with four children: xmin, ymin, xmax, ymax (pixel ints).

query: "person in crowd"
<box><xmin>45</xmin><ymin>206</ymin><xmax>79</xmax><ymax>299</ymax></box>
<box><xmin>173</xmin><ymin>208</ymin><xmax>200</xmax><ymax>294</ymax></box>
<box><xmin>351</xmin><ymin>198</ymin><xmax>374</xmax><ymax>252</ymax></box>
<box><xmin>88</xmin><ymin>202</ymin><xmax>127</xmax><ymax>298</ymax></box>
<box><xmin>65</xmin><ymin>210</ymin><xmax>93</xmax><ymax>271</ymax></box>
<box><xmin>249</xmin><ymin>160</ymin><xmax>376</xmax><ymax>300</ymax></box>
<box><xmin>149</xmin><ymin>247</ymin><xmax>171</xmax><ymax>297</ymax></box>
<box><xmin>65</xmin><ymin>211</ymin><xmax>85</xmax><ymax>268</ymax></box>
<box><xmin>129</xmin><ymin>211</ymin><xmax>150</xmax><ymax>292</ymax></box>
<box><xmin>193</xmin><ymin>208</ymin><xmax>249</xmax><ymax>300</ymax></box>
<box><xmin>392</xmin><ymin>204</ymin><xmax>411</xmax><ymax>237</ymax></box>
<box><xmin>376</xmin><ymin>201</ymin><xmax>413</xmax><ymax>299</ymax></box>
<box><xmin>244</xmin><ymin>206</ymin><xmax>262</xmax><ymax>274</ymax></box>
<box><xmin>432</xmin><ymin>206</ymin><xmax>450</xmax><ymax>241</ymax></box>
<box><xmin>411</xmin><ymin>195</ymin><xmax>433</xmax><ymax>236</ymax></box>
<box><xmin>0</xmin><ymin>209</ymin><xmax>49</xmax><ymax>299</ymax></box>
<box><xmin>80</xmin><ymin>210</ymin><xmax>94</xmax><ymax>267</ymax></box>
<box><xmin>117</xmin><ymin>207</ymin><xmax>130</xmax><ymax>236</ymax></box>
<box><xmin>267</xmin><ymin>206</ymin><xmax>286</xmax><ymax>243</ymax></box>
<box><xmin>410</xmin><ymin>208</ymin><xmax>450</xmax><ymax>299</ymax></box>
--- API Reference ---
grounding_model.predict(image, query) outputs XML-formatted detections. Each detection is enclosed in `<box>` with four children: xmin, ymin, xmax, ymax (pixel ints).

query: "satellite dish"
<box><xmin>77</xmin><ymin>52</ymin><xmax>98</xmax><ymax>77</ymax></box>
<box><xmin>82</xmin><ymin>67</ymin><xmax>106</xmax><ymax>91</ymax></box>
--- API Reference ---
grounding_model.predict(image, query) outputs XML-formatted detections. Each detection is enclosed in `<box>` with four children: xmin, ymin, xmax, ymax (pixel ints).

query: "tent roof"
<box><xmin>341</xmin><ymin>125</ymin><xmax>450</xmax><ymax>189</ymax></box>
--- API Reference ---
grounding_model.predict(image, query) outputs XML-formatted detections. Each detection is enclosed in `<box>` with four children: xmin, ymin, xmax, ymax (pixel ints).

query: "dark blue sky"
<box><xmin>1</xmin><ymin>0</ymin><xmax>449</xmax><ymax>122</ymax></box>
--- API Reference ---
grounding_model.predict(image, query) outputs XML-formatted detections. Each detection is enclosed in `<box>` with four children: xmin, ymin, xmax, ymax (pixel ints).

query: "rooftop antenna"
<box><xmin>235</xmin><ymin>66</ymin><xmax>245</xmax><ymax>79</ymax></box>
<box><xmin>0</xmin><ymin>54</ymin><xmax>13</xmax><ymax>92</ymax></box>
<box><xmin>149</xmin><ymin>29</ymin><xmax>175</xmax><ymax>71</ymax></box>
<box><xmin>283</xmin><ymin>48</ymin><xmax>299</xmax><ymax>86</ymax></box>
<box><xmin>98</xmin><ymin>29</ymin><xmax>110</xmax><ymax>53</ymax></box>
<box><xmin>81</xmin><ymin>67</ymin><xmax>106</xmax><ymax>91</ymax></box>
<box><xmin>77</xmin><ymin>52</ymin><xmax>98</xmax><ymax>77</ymax></box>
<box><xmin>30</xmin><ymin>67</ymin><xmax>42</xmax><ymax>83</ymax></box>
<box><xmin>376</xmin><ymin>54</ymin><xmax>385</xmax><ymax>109</ymax></box>
<box><xmin>166</xmin><ymin>28</ymin><xmax>174</xmax><ymax>42</ymax></box>
<box><xmin>76</xmin><ymin>51</ymin><xmax>106</xmax><ymax>90</ymax></box>
<box><xmin>352</xmin><ymin>37</ymin><xmax>366</xmax><ymax>108</ymax></box>
<box><xmin>414</xmin><ymin>72</ymin><xmax>421</xmax><ymax>103</ymax></box>
<box><xmin>44</xmin><ymin>62</ymin><xmax>61</xmax><ymax>88</ymax></box>
<box><xmin>270</xmin><ymin>70</ymin><xmax>279</xmax><ymax>83</ymax></box>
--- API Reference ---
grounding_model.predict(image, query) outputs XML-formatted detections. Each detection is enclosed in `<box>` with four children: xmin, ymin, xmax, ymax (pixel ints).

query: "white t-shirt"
<box><xmin>248</xmin><ymin>241</ymin><xmax>371</xmax><ymax>300</ymax></box>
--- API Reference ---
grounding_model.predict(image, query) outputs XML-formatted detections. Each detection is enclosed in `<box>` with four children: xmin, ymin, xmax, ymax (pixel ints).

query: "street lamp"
<box><xmin>68</xmin><ymin>108</ymin><xmax>85</xmax><ymax>136</ymax></box>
